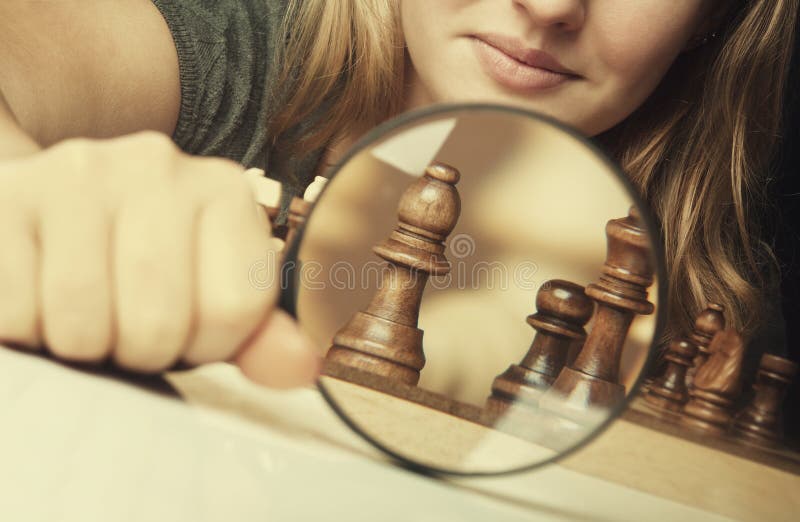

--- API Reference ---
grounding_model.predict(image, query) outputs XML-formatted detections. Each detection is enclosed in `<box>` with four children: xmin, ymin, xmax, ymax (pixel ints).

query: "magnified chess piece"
<box><xmin>323</xmin><ymin>163</ymin><xmax>461</xmax><ymax>385</ymax></box>
<box><xmin>485</xmin><ymin>280</ymin><xmax>593</xmax><ymax>414</ymax></box>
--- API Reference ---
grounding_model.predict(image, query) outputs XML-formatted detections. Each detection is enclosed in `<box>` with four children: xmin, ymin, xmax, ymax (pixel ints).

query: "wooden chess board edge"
<box><xmin>322</xmin><ymin>362</ymin><xmax>622</xmax><ymax>453</ymax></box>
<box><xmin>559</xmin><ymin>415</ymin><xmax>800</xmax><ymax>522</ymax></box>
<box><xmin>321</xmin><ymin>361</ymin><xmax>488</xmax><ymax>425</ymax></box>
<box><xmin>623</xmin><ymin>398</ymin><xmax>800</xmax><ymax>475</ymax></box>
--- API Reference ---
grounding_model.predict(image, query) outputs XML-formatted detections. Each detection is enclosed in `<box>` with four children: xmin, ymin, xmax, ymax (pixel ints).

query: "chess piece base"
<box><xmin>486</xmin><ymin>364</ymin><xmax>553</xmax><ymax>414</ymax></box>
<box><xmin>539</xmin><ymin>367</ymin><xmax>624</xmax><ymax>426</ymax></box>
<box><xmin>680</xmin><ymin>389</ymin><xmax>734</xmax><ymax>436</ymax></box>
<box><xmin>733</xmin><ymin>422</ymin><xmax>781</xmax><ymax>449</ymax></box>
<box><xmin>326</xmin><ymin>311</ymin><xmax>425</xmax><ymax>385</ymax></box>
<box><xmin>324</xmin><ymin>348</ymin><xmax>421</xmax><ymax>386</ymax></box>
<box><xmin>680</xmin><ymin>413</ymin><xmax>728</xmax><ymax>437</ymax></box>
<box><xmin>643</xmin><ymin>391</ymin><xmax>686</xmax><ymax>413</ymax></box>
<box><xmin>547</xmin><ymin>366</ymin><xmax>625</xmax><ymax>408</ymax></box>
<box><xmin>732</xmin><ymin>406</ymin><xmax>782</xmax><ymax>449</ymax></box>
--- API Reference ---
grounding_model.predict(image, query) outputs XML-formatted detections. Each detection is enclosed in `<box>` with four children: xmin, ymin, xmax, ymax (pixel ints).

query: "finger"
<box><xmin>181</xmin><ymin>170</ymin><xmax>278</xmax><ymax>365</ymax></box>
<box><xmin>0</xmin><ymin>209</ymin><xmax>40</xmax><ymax>348</ymax></box>
<box><xmin>234</xmin><ymin>308</ymin><xmax>321</xmax><ymax>388</ymax></box>
<box><xmin>39</xmin><ymin>187</ymin><xmax>114</xmax><ymax>361</ymax></box>
<box><xmin>112</xmin><ymin>186</ymin><xmax>194</xmax><ymax>373</ymax></box>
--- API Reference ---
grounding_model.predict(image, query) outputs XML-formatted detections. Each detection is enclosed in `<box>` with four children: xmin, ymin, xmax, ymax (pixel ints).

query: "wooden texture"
<box><xmin>733</xmin><ymin>354</ymin><xmax>798</xmax><ymax>448</ymax></box>
<box><xmin>681</xmin><ymin>329</ymin><xmax>745</xmax><ymax>435</ymax></box>
<box><xmin>486</xmin><ymin>279</ymin><xmax>593</xmax><ymax>413</ymax></box>
<box><xmin>627</xmin><ymin>398</ymin><xmax>800</xmax><ymax>474</ymax></box>
<box><xmin>573</xmin><ymin>408</ymin><xmax>800</xmax><ymax>522</ymax></box>
<box><xmin>323</xmin><ymin>360</ymin><xmax>486</xmax><ymax>425</ymax></box>
<box><xmin>315</xmin><ymin>363</ymin><xmax>800</xmax><ymax>521</ymax></box>
<box><xmin>540</xmin><ymin>207</ymin><xmax>655</xmax><ymax>416</ymax></box>
<box><xmin>323</xmin><ymin>360</ymin><xmax>591</xmax><ymax>450</ymax></box>
<box><xmin>324</xmin><ymin>162</ymin><xmax>462</xmax><ymax>385</ymax></box>
<box><xmin>318</xmin><ymin>371</ymin><xmax>800</xmax><ymax>520</ymax></box>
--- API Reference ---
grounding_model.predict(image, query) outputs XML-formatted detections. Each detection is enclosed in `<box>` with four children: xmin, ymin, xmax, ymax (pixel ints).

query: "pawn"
<box><xmin>644</xmin><ymin>339</ymin><xmax>697</xmax><ymax>413</ymax></box>
<box><xmin>540</xmin><ymin>206</ymin><xmax>655</xmax><ymax>419</ymax></box>
<box><xmin>686</xmin><ymin>303</ymin><xmax>725</xmax><ymax>386</ymax></box>
<box><xmin>681</xmin><ymin>329</ymin><xmax>745</xmax><ymax>436</ymax></box>
<box><xmin>733</xmin><ymin>354</ymin><xmax>798</xmax><ymax>448</ymax></box>
<box><xmin>324</xmin><ymin>162</ymin><xmax>461</xmax><ymax>385</ymax></box>
<box><xmin>486</xmin><ymin>280</ymin><xmax>593</xmax><ymax>414</ymax></box>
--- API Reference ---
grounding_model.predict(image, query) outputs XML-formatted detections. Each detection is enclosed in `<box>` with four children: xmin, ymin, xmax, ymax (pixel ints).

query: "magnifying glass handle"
<box><xmin>244</xmin><ymin>168</ymin><xmax>325</xmax><ymax>243</ymax></box>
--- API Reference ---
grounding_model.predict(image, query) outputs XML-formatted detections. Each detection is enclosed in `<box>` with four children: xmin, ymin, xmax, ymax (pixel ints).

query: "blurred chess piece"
<box><xmin>486</xmin><ymin>280</ymin><xmax>593</xmax><ymax>414</ymax></box>
<box><xmin>681</xmin><ymin>329</ymin><xmax>745</xmax><ymax>436</ymax></box>
<box><xmin>324</xmin><ymin>162</ymin><xmax>461</xmax><ymax>385</ymax></box>
<box><xmin>686</xmin><ymin>304</ymin><xmax>725</xmax><ymax>387</ymax></box>
<box><xmin>644</xmin><ymin>338</ymin><xmax>697</xmax><ymax>413</ymax></box>
<box><xmin>244</xmin><ymin>169</ymin><xmax>325</xmax><ymax>247</ymax></box>
<box><xmin>732</xmin><ymin>354</ymin><xmax>798</xmax><ymax>448</ymax></box>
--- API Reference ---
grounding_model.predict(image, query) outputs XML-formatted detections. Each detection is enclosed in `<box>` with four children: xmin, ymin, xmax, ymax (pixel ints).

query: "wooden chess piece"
<box><xmin>686</xmin><ymin>303</ymin><xmax>725</xmax><ymax>386</ymax></box>
<box><xmin>680</xmin><ymin>329</ymin><xmax>745</xmax><ymax>436</ymax></box>
<box><xmin>540</xmin><ymin>207</ymin><xmax>655</xmax><ymax>417</ymax></box>
<box><xmin>485</xmin><ymin>280</ymin><xmax>593</xmax><ymax>414</ymax></box>
<box><xmin>644</xmin><ymin>339</ymin><xmax>697</xmax><ymax>412</ymax></box>
<box><xmin>323</xmin><ymin>162</ymin><xmax>461</xmax><ymax>385</ymax></box>
<box><xmin>732</xmin><ymin>354</ymin><xmax>798</xmax><ymax>448</ymax></box>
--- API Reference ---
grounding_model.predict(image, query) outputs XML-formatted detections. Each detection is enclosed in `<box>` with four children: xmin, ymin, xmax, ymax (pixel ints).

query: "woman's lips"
<box><xmin>471</xmin><ymin>36</ymin><xmax>579</xmax><ymax>91</ymax></box>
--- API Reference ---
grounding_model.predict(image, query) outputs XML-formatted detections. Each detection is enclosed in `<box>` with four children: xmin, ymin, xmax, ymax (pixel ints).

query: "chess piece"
<box><xmin>732</xmin><ymin>354</ymin><xmax>798</xmax><ymax>447</ymax></box>
<box><xmin>681</xmin><ymin>329</ymin><xmax>745</xmax><ymax>436</ymax></box>
<box><xmin>644</xmin><ymin>339</ymin><xmax>697</xmax><ymax>412</ymax></box>
<box><xmin>323</xmin><ymin>162</ymin><xmax>461</xmax><ymax>385</ymax></box>
<box><xmin>540</xmin><ymin>207</ymin><xmax>655</xmax><ymax>417</ymax></box>
<box><xmin>486</xmin><ymin>280</ymin><xmax>593</xmax><ymax>414</ymax></box>
<box><xmin>686</xmin><ymin>303</ymin><xmax>725</xmax><ymax>386</ymax></box>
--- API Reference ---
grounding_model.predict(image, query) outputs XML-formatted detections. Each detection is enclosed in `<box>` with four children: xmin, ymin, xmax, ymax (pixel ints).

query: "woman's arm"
<box><xmin>0</xmin><ymin>0</ymin><xmax>180</xmax><ymax>146</ymax></box>
<box><xmin>0</xmin><ymin>1</ymin><xmax>320</xmax><ymax>387</ymax></box>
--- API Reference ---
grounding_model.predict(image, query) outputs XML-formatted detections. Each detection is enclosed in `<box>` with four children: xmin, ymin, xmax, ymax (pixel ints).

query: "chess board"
<box><xmin>318</xmin><ymin>365</ymin><xmax>800</xmax><ymax>521</ymax></box>
<box><xmin>285</xmin><ymin>161</ymin><xmax>800</xmax><ymax>520</ymax></box>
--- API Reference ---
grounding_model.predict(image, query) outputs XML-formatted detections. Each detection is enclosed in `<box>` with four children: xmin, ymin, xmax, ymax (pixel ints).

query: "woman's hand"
<box><xmin>0</xmin><ymin>131</ymin><xmax>319</xmax><ymax>387</ymax></box>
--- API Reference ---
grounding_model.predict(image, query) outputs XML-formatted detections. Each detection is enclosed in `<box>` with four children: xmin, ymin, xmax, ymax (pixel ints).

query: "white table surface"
<box><xmin>0</xmin><ymin>346</ymin><xmax>731</xmax><ymax>522</ymax></box>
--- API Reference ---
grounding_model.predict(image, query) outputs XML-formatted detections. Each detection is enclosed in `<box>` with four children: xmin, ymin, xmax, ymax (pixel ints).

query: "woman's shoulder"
<box><xmin>151</xmin><ymin>0</ymin><xmax>290</xmax><ymax>167</ymax></box>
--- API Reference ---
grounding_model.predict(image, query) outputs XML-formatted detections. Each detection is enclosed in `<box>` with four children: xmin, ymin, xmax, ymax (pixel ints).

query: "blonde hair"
<box><xmin>598</xmin><ymin>0</ymin><xmax>798</xmax><ymax>341</ymax></box>
<box><xmin>266</xmin><ymin>0</ymin><xmax>404</xmax><ymax>157</ymax></box>
<box><xmin>267</xmin><ymin>0</ymin><xmax>799</xmax><ymax>342</ymax></box>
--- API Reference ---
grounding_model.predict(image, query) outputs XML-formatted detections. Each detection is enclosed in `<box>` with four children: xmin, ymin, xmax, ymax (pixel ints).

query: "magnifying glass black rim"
<box><xmin>279</xmin><ymin>102</ymin><xmax>668</xmax><ymax>477</ymax></box>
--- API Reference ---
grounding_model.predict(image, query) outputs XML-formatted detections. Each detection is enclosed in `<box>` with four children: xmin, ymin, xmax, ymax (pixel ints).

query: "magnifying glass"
<box><xmin>280</xmin><ymin>104</ymin><xmax>666</xmax><ymax>475</ymax></box>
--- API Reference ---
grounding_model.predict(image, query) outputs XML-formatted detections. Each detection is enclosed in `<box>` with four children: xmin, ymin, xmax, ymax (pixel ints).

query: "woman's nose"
<box><xmin>511</xmin><ymin>0</ymin><xmax>586</xmax><ymax>32</ymax></box>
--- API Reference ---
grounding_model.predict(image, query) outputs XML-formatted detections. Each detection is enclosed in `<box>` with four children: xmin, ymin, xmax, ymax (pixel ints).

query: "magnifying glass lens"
<box><xmin>283</xmin><ymin>106</ymin><xmax>663</xmax><ymax>475</ymax></box>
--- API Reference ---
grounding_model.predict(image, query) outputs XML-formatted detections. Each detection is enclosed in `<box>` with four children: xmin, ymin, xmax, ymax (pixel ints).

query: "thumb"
<box><xmin>233</xmin><ymin>308</ymin><xmax>321</xmax><ymax>388</ymax></box>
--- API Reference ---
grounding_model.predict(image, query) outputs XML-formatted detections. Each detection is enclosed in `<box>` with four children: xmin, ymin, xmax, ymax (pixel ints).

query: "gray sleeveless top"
<box><xmin>151</xmin><ymin>0</ymin><xmax>321</xmax><ymax>206</ymax></box>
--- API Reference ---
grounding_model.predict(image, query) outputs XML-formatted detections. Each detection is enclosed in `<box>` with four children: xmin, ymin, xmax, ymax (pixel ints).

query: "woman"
<box><xmin>0</xmin><ymin>0</ymin><xmax>796</xmax><ymax>387</ymax></box>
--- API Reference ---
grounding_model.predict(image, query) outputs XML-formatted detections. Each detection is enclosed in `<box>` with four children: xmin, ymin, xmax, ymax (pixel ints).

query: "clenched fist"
<box><xmin>0</xmin><ymin>131</ymin><xmax>319</xmax><ymax>387</ymax></box>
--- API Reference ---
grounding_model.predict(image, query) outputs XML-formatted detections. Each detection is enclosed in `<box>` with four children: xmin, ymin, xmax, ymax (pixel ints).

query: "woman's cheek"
<box><xmin>589</xmin><ymin>30</ymin><xmax>689</xmax><ymax>116</ymax></box>
<box><xmin>590</xmin><ymin>5</ymin><xmax>698</xmax><ymax>93</ymax></box>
